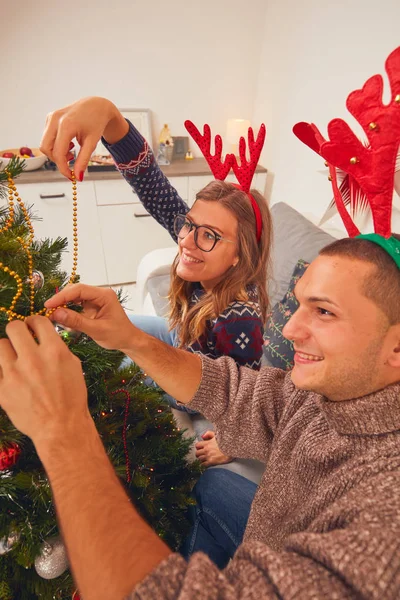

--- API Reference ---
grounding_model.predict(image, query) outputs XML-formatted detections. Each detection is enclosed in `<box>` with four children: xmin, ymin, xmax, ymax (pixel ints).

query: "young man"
<box><xmin>0</xmin><ymin>237</ymin><xmax>400</xmax><ymax>600</ymax></box>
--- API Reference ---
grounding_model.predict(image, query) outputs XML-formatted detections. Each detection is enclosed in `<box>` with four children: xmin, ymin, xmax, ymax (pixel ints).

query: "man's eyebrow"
<box><xmin>293</xmin><ymin>285</ymin><xmax>340</xmax><ymax>308</ymax></box>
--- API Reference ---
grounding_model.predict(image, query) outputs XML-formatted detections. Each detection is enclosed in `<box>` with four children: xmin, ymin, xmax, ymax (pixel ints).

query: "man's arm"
<box><xmin>45</xmin><ymin>284</ymin><xmax>288</xmax><ymax>461</ymax></box>
<box><xmin>0</xmin><ymin>318</ymin><xmax>170</xmax><ymax>600</ymax></box>
<box><xmin>122</xmin><ymin>325</ymin><xmax>203</xmax><ymax>404</ymax></box>
<box><xmin>40</xmin><ymin>418</ymin><xmax>171</xmax><ymax>600</ymax></box>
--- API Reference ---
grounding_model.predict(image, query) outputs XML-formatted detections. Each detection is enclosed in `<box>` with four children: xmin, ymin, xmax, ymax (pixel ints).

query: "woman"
<box><xmin>40</xmin><ymin>97</ymin><xmax>272</xmax><ymax>469</ymax></box>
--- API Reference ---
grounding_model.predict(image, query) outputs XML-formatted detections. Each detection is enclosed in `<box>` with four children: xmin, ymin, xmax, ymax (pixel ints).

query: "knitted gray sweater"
<box><xmin>130</xmin><ymin>356</ymin><xmax>400</xmax><ymax>599</ymax></box>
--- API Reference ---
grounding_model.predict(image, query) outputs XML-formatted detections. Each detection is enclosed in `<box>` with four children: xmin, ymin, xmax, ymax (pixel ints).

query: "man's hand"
<box><xmin>195</xmin><ymin>430</ymin><xmax>233</xmax><ymax>467</ymax></box>
<box><xmin>46</xmin><ymin>283</ymin><xmax>203</xmax><ymax>407</ymax></box>
<box><xmin>0</xmin><ymin>316</ymin><xmax>89</xmax><ymax>448</ymax></box>
<box><xmin>40</xmin><ymin>97</ymin><xmax>129</xmax><ymax>181</ymax></box>
<box><xmin>45</xmin><ymin>283</ymin><xmax>135</xmax><ymax>352</ymax></box>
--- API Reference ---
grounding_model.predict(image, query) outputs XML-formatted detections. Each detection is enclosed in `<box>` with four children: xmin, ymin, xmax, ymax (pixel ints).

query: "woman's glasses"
<box><xmin>173</xmin><ymin>214</ymin><xmax>234</xmax><ymax>252</ymax></box>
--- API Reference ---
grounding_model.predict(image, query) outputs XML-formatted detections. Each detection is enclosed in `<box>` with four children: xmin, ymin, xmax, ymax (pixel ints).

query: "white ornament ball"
<box><xmin>34</xmin><ymin>536</ymin><xmax>69</xmax><ymax>579</ymax></box>
<box><xmin>0</xmin><ymin>531</ymin><xmax>18</xmax><ymax>555</ymax></box>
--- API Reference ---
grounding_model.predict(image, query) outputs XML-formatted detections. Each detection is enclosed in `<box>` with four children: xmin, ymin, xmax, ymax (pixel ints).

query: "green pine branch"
<box><xmin>0</xmin><ymin>158</ymin><xmax>25</xmax><ymax>200</ymax></box>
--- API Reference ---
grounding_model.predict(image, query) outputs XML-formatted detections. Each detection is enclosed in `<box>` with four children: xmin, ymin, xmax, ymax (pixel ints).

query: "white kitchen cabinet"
<box><xmin>15</xmin><ymin>181</ymin><xmax>107</xmax><ymax>285</ymax></box>
<box><xmin>97</xmin><ymin>203</ymin><xmax>174</xmax><ymax>285</ymax></box>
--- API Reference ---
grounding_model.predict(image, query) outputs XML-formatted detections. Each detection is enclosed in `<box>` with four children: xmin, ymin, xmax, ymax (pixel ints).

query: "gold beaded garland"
<box><xmin>0</xmin><ymin>170</ymin><xmax>79</xmax><ymax>322</ymax></box>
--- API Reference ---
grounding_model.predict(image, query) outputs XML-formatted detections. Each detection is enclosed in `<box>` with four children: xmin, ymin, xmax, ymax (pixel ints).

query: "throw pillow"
<box><xmin>263</xmin><ymin>259</ymin><xmax>309</xmax><ymax>371</ymax></box>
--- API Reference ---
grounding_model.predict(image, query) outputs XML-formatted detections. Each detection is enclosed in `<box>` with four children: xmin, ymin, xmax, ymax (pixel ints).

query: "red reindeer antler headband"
<box><xmin>184</xmin><ymin>120</ymin><xmax>266</xmax><ymax>243</ymax></box>
<box><xmin>293</xmin><ymin>45</ymin><xmax>400</xmax><ymax>269</ymax></box>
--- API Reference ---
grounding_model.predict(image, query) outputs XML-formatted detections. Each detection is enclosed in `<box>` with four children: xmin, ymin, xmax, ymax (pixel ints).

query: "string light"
<box><xmin>110</xmin><ymin>388</ymin><xmax>132</xmax><ymax>483</ymax></box>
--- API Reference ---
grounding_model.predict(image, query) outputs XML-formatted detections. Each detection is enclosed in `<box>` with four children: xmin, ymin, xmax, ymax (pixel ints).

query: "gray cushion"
<box><xmin>264</xmin><ymin>259</ymin><xmax>309</xmax><ymax>370</ymax></box>
<box><xmin>267</xmin><ymin>203</ymin><xmax>336</xmax><ymax>307</ymax></box>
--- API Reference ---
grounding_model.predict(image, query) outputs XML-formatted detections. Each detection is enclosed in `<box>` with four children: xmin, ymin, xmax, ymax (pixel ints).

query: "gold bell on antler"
<box><xmin>350</xmin><ymin>156</ymin><xmax>359</xmax><ymax>165</ymax></box>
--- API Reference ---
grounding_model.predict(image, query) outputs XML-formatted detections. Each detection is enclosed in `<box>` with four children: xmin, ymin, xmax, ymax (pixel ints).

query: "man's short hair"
<box><xmin>319</xmin><ymin>234</ymin><xmax>400</xmax><ymax>325</ymax></box>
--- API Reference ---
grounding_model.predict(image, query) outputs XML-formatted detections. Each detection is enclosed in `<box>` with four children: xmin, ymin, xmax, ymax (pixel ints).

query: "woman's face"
<box><xmin>176</xmin><ymin>199</ymin><xmax>239</xmax><ymax>289</ymax></box>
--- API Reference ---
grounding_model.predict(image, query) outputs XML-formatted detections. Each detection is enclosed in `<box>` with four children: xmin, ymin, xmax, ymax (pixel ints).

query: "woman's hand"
<box><xmin>40</xmin><ymin>97</ymin><xmax>129</xmax><ymax>181</ymax></box>
<box><xmin>195</xmin><ymin>430</ymin><xmax>233</xmax><ymax>468</ymax></box>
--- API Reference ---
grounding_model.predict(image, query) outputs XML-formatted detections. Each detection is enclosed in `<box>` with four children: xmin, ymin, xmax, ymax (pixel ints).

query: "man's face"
<box><xmin>282</xmin><ymin>255</ymin><xmax>397</xmax><ymax>401</ymax></box>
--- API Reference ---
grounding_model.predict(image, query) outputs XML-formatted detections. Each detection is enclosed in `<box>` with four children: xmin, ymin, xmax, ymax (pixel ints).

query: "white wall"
<box><xmin>253</xmin><ymin>0</ymin><xmax>400</xmax><ymax>233</ymax></box>
<box><xmin>1</xmin><ymin>0</ymin><xmax>267</xmax><ymax>152</ymax></box>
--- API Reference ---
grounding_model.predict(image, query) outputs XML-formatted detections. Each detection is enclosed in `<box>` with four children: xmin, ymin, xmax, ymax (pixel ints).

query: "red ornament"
<box><xmin>0</xmin><ymin>443</ymin><xmax>21</xmax><ymax>471</ymax></box>
<box><xmin>72</xmin><ymin>591</ymin><xmax>81</xmax><ymax>600</ymax></box>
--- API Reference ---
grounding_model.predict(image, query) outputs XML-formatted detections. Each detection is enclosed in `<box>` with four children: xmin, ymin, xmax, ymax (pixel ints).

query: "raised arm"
<box><xmin>102</xmin><ymin>121</ymin><xmax>190</xmax><ymax>238</ymax></box>
<box><xmin>40</xmin><ymin>96</ymin><xmax>189</xmax><ymax>240</ymax></box>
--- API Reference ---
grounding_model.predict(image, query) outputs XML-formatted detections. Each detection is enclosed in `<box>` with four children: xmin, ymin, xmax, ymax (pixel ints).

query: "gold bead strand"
<box><xmin>0</xmin><ymin>171</ymin><xmax>79</xmax><ymax>321</ymax></box>
<box><xmin>6</xmin><ymin>175</ymin><xmax>37</xmax><ymax>314</ymax></box>
<box><xmin>0</xmin><ymin>172</ymin><xmax>16</xmax><ymax>234</ymax></box>
<box><xmin>45</xmin><ymin>170</ymin><xmax>78</xmax><ymax>318</ymax></box>
<box><xmin>0</xmin><ymin>264</ymin><xmax>25</xmax><ymax>321</ymax></box>
<box><xmin>13</xmin><ymin>187</ymin><xmax>36</xmax><ymax>314</ymax></box>
<box><xmin>69</xmin><ymin>170</ymin><xmax>78</xmax><ymax>284</ymax></box>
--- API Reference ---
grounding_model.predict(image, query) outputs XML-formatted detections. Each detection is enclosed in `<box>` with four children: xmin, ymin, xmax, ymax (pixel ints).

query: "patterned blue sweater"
<box><xmin>103</xmin><ymin>122</ymin><xmax>264</xmax><ymax>370</ymax></box>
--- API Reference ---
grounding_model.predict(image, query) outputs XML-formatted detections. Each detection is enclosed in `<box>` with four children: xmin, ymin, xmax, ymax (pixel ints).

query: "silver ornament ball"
<box><xmin>26</xmin><ymin>270</ymin><xmax>45</xmax><ymax>290</ymax></box>
<box><xmin>34</xmin><ymin>536</ymin><xmax>69</xmax><ymax>579</ymax></box>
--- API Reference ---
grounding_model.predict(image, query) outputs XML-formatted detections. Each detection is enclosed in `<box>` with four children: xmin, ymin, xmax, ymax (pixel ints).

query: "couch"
<box><xmin>133</xmin><ymin>202</ymin><xmax>340</xmax><ymax>483</ymax></box>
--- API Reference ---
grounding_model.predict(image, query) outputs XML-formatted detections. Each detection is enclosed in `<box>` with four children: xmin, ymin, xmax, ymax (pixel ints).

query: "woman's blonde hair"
<box><xmin>168</xmin><ymin>180</ymin><xmax>273</xmax><ymax>347</ymax></box>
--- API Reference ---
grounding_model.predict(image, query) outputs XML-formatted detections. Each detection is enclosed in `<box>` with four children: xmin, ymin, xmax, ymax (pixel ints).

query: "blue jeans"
<box><xmin>181</xmin><ymin>468</ymin><xmax>257</xmax><ymax>568</ymax></box>
<box><xmin>127</xmin><ymin>314</ymin><xmax>198</xmax><ymax>414</ymax></box>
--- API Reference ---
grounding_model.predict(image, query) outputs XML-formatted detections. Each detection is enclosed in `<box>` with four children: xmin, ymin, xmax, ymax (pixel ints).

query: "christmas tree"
<box><xmin>0</xmin><ymin>161</ymin><xmax>201</xmax><ymax>599</ymax></box>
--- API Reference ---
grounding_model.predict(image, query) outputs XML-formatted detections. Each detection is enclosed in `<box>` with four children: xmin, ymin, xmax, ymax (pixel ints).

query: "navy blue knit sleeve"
<box><xmin>102</xmin><ymin>120</ymin><xmax>189</xmax><ymax>241</ymax></box>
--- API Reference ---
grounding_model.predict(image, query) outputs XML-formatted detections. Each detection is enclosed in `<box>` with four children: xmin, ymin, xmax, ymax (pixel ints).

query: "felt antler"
<box><xmin>294</xmin><ymin>46</ymin><xmax>400</xmax><ymax>238</ymax></box>
<box><xmin>231</xmin><ymin>124</ymin><xmax>266</xmax><ymax>192</ymax></box>
<box><xmin>184</xmin><ymin>121</ymin><xmax>234</xmax><ymax>180</ymax></box>
<box><xmin>185</xmin><ymin>120</ymin><xmax>267</xmax><ymax>242</ymax></box>
<box><xmin>293</xmin><ymin>122</ymin><xmax>361</xmax><ymax>236</ymax></box>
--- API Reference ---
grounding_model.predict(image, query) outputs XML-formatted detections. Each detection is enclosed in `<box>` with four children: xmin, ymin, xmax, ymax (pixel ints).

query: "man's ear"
<box><xmin>387</xmin><ymin>324</ymin><xmax>400</xmax><ymax>367</ymax></box>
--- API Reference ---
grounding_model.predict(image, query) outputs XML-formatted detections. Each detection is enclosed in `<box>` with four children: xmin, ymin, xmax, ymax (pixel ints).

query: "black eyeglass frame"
<box><xmin>173</xmin><ymin>214</ymin><xmax>234</xmax><ymax>252</ymax></box>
